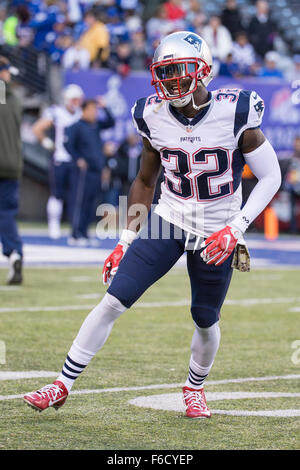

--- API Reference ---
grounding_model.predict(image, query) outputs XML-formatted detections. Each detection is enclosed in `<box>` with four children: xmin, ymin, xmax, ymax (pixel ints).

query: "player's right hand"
<box><xmin>102</xmin><ymin>243</ymin><xmax>127</xmax><ymax>285</ymax></box>
<box><xmin>102</xmin><ymin>229</ymin><xmax>137</xmax><ymax>285</ymax></box>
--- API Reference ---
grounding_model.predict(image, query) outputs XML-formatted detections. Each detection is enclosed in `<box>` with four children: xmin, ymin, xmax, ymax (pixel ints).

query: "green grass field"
<box><xmin>0</xmin><ymin>266</ymin><xmax>299</xmax><ymax>450</ymax></box>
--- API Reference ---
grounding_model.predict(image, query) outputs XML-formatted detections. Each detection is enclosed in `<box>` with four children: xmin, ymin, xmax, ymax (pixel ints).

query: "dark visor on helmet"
<box><xmin>154</xmin><ymin>62</ymin><xmax>197</xmax><ymax>80</ymax></box>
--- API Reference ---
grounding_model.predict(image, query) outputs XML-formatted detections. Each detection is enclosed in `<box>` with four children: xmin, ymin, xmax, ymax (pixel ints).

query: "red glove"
<box><xmin>102</xmin><ymin>229</ymin><xmax>137</xmax><ymax>285</ymax></box>
<box><xmin>102</xmin><ymin>243</ymin><xmax>127</xmax><ymax>285</ymax></box>
<box><xmin>200</xmin><ymin>225</ymin><xmax>241</xmax><ymax>266</ymax></box>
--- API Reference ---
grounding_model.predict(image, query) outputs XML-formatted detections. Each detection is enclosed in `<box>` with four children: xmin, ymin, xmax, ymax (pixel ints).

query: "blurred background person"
<box><xmin>286</xmin><ymin>54</ymin><xmax>300</xmax><ymax>83</ymax></box>
<box><xmin>114</xmin><ymin>131</ymin><xmax>142</xmax><ymax>196</ymax></box>
<box><xmin>164</xmin><ymin>0</ymin><xmax>186</xmax><ymax>22</ymax></box>
<box><xmin>32</xmin><ymin>84</ymin><xmax>84</xmax><ymax>239</ymax></box>
<box><xmin>145</xmin><ymin>4</ymin><xmax>173</xmax><ymax>45</ymax></box>
<box><xmin>258</xmin><ymin>51</ymin><xmax>284</xmax><ymax>78</ymax></box>
<box><xmin>62</xmin><ymin>39</ymin><xmax>91</xmax><ymax>70</ymax></box>
<box><xmin>108</xmin><ymin>41</ymin><xmax>131</xmax><ymax>77</ymax></box>
<box><xmin>218</xmin><ymin>52</ymin><xmax>240</xmax><ymax>78</ymax></box>
<box><xmin>64</xmin><ymin>98</ymin><xmax>115</xmax><ymax>245</ymax></box>
<box><xmin>202</xmin><ymin>15</ymin><xmax>233</xmax><ymax>63</ymax></box>
<box><xmin>221</xmin><ymin>0</ymin><xmax>243</xmax><ymax>41</ymax></box>
<box><xmin>0</xmin><ymin>56</ymin><xmax>23</xmax><ymax>285</ymax></box>
<box><xmin>232</xmin><ymin>31</ymin><xmax>256</xmax><ymax>76</ymax></box>
<box><xmin>247</xmin><ymin>0</ymin><xmax>277</xmax><ymax>60</ymax></box>
<box><xmin>78</xmin><ymin>8</ymin><xmax>110</xmax><ymax>68</ymax></box>
<box><xmin>284</xmin><ymin>136</ymin><xmax>300</xmax><ymax>233</ymax></box>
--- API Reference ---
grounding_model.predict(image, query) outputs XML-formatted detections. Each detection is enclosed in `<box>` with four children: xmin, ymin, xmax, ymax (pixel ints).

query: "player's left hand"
<box><xmin>200</xmin><ymin>225</ymin><xmax>242</xmax><ymax>266</ymax></box>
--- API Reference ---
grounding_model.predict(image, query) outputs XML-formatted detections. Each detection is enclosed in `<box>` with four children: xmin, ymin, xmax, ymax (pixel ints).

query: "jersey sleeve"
<box><xmin>42</xmin><ymin>105</ymin><xmax>56</xmax><ymax>122</ymax></box>
<box><xmin>131</xmin><ymin>97</ymin><xmax>152</xmax><ymax>142</ymax></box>
<box><xmin>234</xmin><ymin>90</ymin><xmax>265</xmax><ymax>144</ymax></box>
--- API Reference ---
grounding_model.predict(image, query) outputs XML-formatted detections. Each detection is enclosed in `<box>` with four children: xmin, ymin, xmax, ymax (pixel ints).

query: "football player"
<box><xmin>24</xmin><ymin>32</ymin><xmax>281</xmax><ymax>418</ymax></box>
<box><xmin>32</xmin><ymin>84</ymin><xmax>84</xmax><ymax>239</ymax></box>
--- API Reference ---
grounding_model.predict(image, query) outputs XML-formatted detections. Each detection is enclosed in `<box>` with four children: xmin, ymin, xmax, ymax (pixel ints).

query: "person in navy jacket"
<box><xmin>64</xmin><ymin>98</ymin><xmax>115</xmax><ymax>244</ymax></box>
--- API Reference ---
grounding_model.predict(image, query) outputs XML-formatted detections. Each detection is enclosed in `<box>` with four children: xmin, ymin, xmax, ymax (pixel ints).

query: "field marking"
<box><xmin>0</xmin><ymin>373</ymin><xmax>299</xmax><ymax>401</ymax></box>
<box><xmin>129</xmin><ymin>392</ymin><xmax>300</xmax><ymax>418</ymax></box>
<box><xmin>0</xmin><ymin>286</ymin><xmax>21</xmax><ymax>291</ymax></box>
<box><xmin>0</xmin><ymin>371</ymin><xmax>58</xmax><ymax>381</ymax></box>
<box><xmin>70</xmin><ymin>276</ymin><xmax>95</xmax><ymax>283</ymax></box>
<box><xmin>1</xmin><ymin>296</ymin><xmax>300</xmax><ymax>314</ymax></box>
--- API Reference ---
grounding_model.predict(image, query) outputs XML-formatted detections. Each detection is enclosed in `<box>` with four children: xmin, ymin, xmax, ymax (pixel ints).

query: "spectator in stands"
<box><xmin>202</xmin><ymin>15</ymin><xmax>233</xmax><ymax>62</ymax></box>
<box><xmin>247</xmin><ymin>0</ymin><xmax>276</xmax><ymax>59</ymax></box>
<box><xmin>62</xmin><ymin>38</ymin><xmax>90</xmax><ymax>70</ymax></box>
<box><xmin>218</xmin><ymin>52</ymin><xmax>239</xmax><ymax>78</ymax></box>
<box><xmin>286</xmin><ymin>54</ymin><xmax>300</xmax><ymax>83</ymax></box>
<box><xmin>0</xmin><ymin>56</ymin><xmax>23</xmax><ymax>285</ymax></box>
<box><xmin>64</xmin><ymin>98</ymin><xmax>115</xmax><ymax>244</ymax></box>
<box><xmin>124</xmin><ymin>6</ymin><xmax>143</xmax><ymax>36</ymax></box>
<box><xmin>27</xmin><ymin>0</ymin><xmax>63</xmax><ymax>52</ymax></box>
<box><xmin>2</xmin><ymin>9</ymin><xmax>18</xmax><ymax>46</ymax></box>
<box><xmin>106</xmin><ymin>6</ymin><xmax>130</xmax><ymax>48</ymax></box>
<box><xmin>185</xmin><ymin>0</ymin><xmax>206</xmax><ymax>36</ymax></box>
<box><xmin>14</xmin><ymin>5</ymin><xmax>33</xmax><ymax>48</ymax></box>
<box><xmin>232</xmin><ymin>31</ymin><xmax>256</xmax><ymax>76</ymax></box>
<box><xmin>146</xmin><ymin>4</ymin><xmax>173</xmax><ymax>44</ymax></box>
<box><xmin>108</xmin><ymin>41</ymin><xmax>131</xmax><ymax>76</ymax></box>
<box><xmin>284</xmin><ymin>136</ymin><xmax>300</xmax><ymax>233</ymax></box>
<box><xmin>258</xmin><ymin>51</ymin><xmax>284</xmax><ymax>78</ymax></box>
<box><xmin>78</xmin><ymin>9</ymin><xmax>110</xmax><ymax>67</ymax></box>
<box><xmin>164</xmin><ymin>0</ymin><xmax>186</xmax><ymax>22</ymax></box>
<box><xmin>0</xmin><ymin>5</ymin><xmax>6</xmax><ymax>45</ymax></box>
<box><xmin>221</xmin><ymin>0</ymin><xmax>243</xmax><ymax>41</ymax></box>
<box><xmin>129</xmin><ymin>29</ymin><xmax>147</xmax><ymax>71</ymax></box>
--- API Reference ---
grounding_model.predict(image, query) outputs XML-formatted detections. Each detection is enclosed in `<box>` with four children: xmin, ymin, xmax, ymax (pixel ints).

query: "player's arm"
<box><xmin>201</xmin><ymin>128</ymin><xmax>282</xmax><ymax>266</ymax></box>
<box><xmin>126</xmin><ymin>137</ymin><xmax>161</xmax><ymax>232</ymax></box>
<box><xmin>231</xmin><ymin>127</ymin><xmax>282</xmax><ymax>233</ymax></box>
<box><xmin>102</xmin><ymin>137</ymin><xmax>161</xmax><ymax>284</ymax></box>
<box><xmin>32</xmin><ymin>117</ymin><xmax>54</xmax><ymax>151</ymax></box>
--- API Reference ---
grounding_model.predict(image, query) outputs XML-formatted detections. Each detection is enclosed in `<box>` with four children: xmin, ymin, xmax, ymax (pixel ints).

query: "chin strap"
<box><xmin>191</xmin><ymin>92</ymin><xmax>212</xmax><ymax>111</ymax></box>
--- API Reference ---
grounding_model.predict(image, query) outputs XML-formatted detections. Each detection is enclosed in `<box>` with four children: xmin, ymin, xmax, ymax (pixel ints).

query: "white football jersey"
<box><xmin>132</xmin><ymin>89</ymin><xmax>265</xmax><ymax>237</ymax></box>
<box><xmin>42</xmin><ymin>105</ymin><xmax>82</xmax><ymax>163</ymax></box>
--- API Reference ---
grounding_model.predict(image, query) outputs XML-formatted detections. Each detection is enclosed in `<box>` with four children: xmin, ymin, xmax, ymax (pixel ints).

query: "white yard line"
<box><xmin>129</xmin><ymin>392</ymin><xmax>300</xmax><ymax>418</ymax></box>
<box><xmin>0</xmin><ymin>371</ymin><xmax>58</xmax><ymax>381</ymax></box>
<box><xmin>1</xmin><ymin>297</ymin><xmax>300</xmax><ymax>314</ymax></box>
<box><xmin>1</xmin><ymin>373</ymin><xmax>299</xmax><ymax>401</ymax></box>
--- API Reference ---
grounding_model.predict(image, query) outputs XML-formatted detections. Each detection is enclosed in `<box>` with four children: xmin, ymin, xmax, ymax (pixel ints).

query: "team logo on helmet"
<box><xmin>183</xmin><ymin>34</ymin><xmax>202</xmax><ymax>53</ymax></box>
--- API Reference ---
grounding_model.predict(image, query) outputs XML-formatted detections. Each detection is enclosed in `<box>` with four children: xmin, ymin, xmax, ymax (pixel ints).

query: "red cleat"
<box><xmin>182</xmin><ymin>386</ymin><xmax>211</xmax><ymax>418</ymax></box>
<box><xmin>23</xmin><ymin>380</ymin><xmax>68</xmax><ymax>412</ymax></box>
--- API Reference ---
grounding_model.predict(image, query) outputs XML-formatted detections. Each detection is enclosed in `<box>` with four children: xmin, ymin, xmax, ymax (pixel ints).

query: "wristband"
<box><xmin>42</xmin><ymin>137</ymin><xmax>55</xmax><ymax>151</ymax></box>
<box><xmin>119</xmin><ymin>229</ymin><xmax>137</xmax><ymax>246</ymax></box>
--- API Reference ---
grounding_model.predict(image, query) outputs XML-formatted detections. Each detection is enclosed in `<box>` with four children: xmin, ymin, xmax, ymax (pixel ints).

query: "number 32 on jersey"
<box><xmin>161</xmin><ymin>147</ymin><xmax>240</xmax><ymax>202</ymax></box>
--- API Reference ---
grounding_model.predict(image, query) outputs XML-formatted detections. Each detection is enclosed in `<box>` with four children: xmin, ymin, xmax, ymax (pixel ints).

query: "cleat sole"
<box><xmin>24</xmin><ymin>398</ymin><xmax>44</xmax><ymax>412</ymax></box>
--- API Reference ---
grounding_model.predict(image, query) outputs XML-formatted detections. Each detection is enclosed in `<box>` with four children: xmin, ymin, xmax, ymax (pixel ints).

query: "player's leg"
<box><xmin>60</xmin><ymin>219</ymin><xmax>185</xmax><ymax>389</ymax></box>
<box><xmin>0</xmin><ymin>178</ymin><xmax>23</xmax><ymax>285</ymax></box>
<box><xmin>47</xmin><ymin>163</ymin><xmax>64</xmax><ymax>239</ymax></box>
<box><xmin>77</xmin><ymin>170</ymin><xmax>100</xmax><ymax>239</ymax></box>
<box><xmin>24</xmin><ymin>215</ymin><xmax>185</xmax><ymax>410</ymax></box>
<box><xmin>69</xmin><ymin>166</ymin><xmax>87</xmax><ymax>242</ymax></box>
<box><xmin>182</xmin><ymin>249</ymin><xmax>233</xmax><ymax>418</ymax></box>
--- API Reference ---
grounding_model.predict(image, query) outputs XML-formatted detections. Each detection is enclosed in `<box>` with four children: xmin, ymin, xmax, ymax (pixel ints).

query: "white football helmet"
<box><xmin>150</xmin><ymin>31</ymin><xmax>213</xmax><ymax>108</ymax></box>
<box><xmin>62</xmin><ymin>84</ymin><xmax>84</xmax><ymax>111</ymax></box>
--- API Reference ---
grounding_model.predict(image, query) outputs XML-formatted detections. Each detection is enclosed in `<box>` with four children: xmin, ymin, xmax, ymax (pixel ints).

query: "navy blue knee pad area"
<box><xmin>187</xmin><ymin>251</ymin><xmax>234</xmax><ymax>328</ymax></box>
<box><xmin>107</xmin><ymin>213</ymin><xmax>233</xmax><ymax>323</ymax></box>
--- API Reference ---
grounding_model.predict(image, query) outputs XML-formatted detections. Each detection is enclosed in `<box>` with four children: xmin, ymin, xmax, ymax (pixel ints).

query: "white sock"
<box><xmin>185</xmin><ymin>322</ymin><xmax>221</xmax><ymax>390</ymax></box>
<box><xmin>57</xmin><ymin>293</ymin><xmax>126</xmax><ymax>391</ymax></box>
<box><xmin>47</xmin><ymin>196</ymin><xmax>63</xmax><ymax>238</ymax></box>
